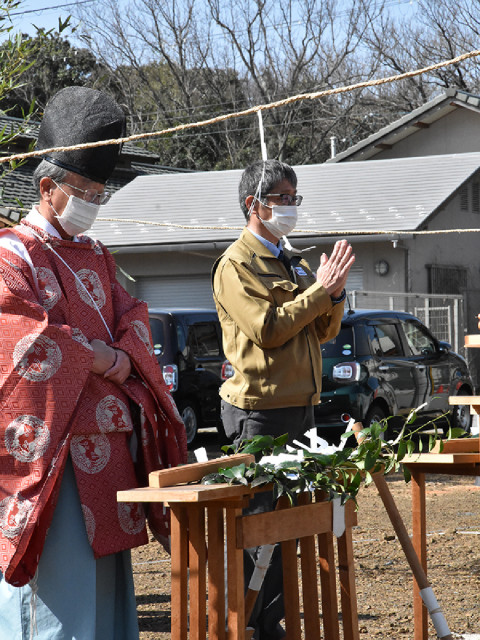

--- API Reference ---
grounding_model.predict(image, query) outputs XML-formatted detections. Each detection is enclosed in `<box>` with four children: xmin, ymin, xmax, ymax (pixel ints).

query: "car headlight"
<box><xmin>332</xmin><ymin>362</ymin><xmax>361</xmax><ymax>382</ymax></box>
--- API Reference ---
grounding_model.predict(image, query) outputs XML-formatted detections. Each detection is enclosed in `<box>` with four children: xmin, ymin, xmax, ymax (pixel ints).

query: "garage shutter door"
<box><xmin>346</xmin><ymin>267</ymin><xmax>363</xmax><ymax>291</ymax></box>
<box><xmin>138</xmin><ymin>266</ymin><xmax>364</xmax><ymax>310</ymax></box>
<box><xmin>136</xmin><ymin>275</ymin><xmax>216</xmax><ymax>309</ymax></box>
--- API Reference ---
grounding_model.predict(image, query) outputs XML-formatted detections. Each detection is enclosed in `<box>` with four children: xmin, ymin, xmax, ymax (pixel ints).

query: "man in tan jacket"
<box><xmin>212</xmin><ymin>159</ymin><xmax>354</xmax><ymax>640</ymax></box>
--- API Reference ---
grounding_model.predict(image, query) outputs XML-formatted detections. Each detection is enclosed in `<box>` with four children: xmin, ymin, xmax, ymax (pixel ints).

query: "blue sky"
<box><xmin>9</xmin><ymin>0</ymin><xmax>418</xmax><ymax>37</ymax></box>
<box><xmin>7</xmin><ymin>1</ymin><xmax>93</xmax><ymax>37</ymax></box>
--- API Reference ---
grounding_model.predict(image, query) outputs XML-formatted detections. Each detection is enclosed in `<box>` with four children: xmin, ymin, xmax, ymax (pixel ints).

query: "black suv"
<box><xmin>315</xmin><ymin>309</ymin><xmax>474</xmax><ymax>435</ymax></box>
<box><xmin>148</xmin><ymin>308</ymin><xmax>229</xmax><ymax>445</ymax></box>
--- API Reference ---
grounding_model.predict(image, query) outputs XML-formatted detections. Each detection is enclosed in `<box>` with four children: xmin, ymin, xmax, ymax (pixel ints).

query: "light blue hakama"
<box><xmin>0</xmin><ymin>458</ymin><xmax>140</xmax><ymax>640</ymax></box>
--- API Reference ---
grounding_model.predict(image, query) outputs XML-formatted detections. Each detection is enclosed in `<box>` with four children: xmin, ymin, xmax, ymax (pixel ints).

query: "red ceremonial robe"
<box><xmin>0</xmin><ymin>221</ymin><xmax>187</xmax><ymax>587</ymax></box>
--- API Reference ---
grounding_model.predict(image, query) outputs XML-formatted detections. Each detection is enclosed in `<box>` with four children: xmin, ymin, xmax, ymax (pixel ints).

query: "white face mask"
<box><xmin>258</xmin><ymin>203</ymin><xmax>298</xmax><ymax>239</ymax></box>
<box><xmin>51</xmin><ymin>194</ymin><xmax>101</xmax><ymax>236</ymax></box>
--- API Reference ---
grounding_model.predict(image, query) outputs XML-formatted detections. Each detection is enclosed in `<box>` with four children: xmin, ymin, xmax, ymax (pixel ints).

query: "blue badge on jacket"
<box><xmin>295</xmin><ymin>266</ymin><xmax>307</xmax><ymax>276</ymax></box>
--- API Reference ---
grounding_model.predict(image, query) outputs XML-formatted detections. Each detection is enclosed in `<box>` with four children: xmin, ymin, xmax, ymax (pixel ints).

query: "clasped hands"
<box><xmin>90</xmin><ymin>338</ymin><xmax>131</xmax><ymax>385</ymax></box>
<box><xmin>316</xmin><ymin>239</ymin><xmax>355</xmax><ymax>298</ymax></box>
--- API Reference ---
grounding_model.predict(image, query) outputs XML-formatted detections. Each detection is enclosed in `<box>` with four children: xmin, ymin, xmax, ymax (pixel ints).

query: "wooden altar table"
<box><xmin>118</xmin><ymin>454</ymin><xmax>360</xmax><ymax>640</ymax></box>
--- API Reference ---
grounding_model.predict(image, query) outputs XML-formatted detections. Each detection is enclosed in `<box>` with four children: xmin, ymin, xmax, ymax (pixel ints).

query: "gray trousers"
<box><xmin>221</xmin><ymin>401</ymin><xmax>314</xmax><ymax>640</ymax></box>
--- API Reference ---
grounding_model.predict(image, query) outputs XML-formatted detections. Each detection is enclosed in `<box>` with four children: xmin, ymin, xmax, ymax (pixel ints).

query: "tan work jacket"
<box><xmin>212</xmin><ymin>228</ymin><xmax>345</xmax><ymax>410</ymax></box>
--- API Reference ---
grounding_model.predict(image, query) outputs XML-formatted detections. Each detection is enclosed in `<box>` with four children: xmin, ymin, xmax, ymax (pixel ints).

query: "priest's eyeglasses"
<box><xmin>57</xmin><ymin>181</ymin><xmax>111</xmax><ymax>205</ymax></box>
<box><xmin>261</xmin><ymin>193</ymin><xmax>303</xmax><ymax>206</ymax></box>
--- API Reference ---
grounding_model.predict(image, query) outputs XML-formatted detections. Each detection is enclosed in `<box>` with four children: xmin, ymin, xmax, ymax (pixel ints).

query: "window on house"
<box><xmin>460</xmin><ymin>185</ymin><xmax>468</xmax><ymax>211</ymax></box>
<box><xmin>473</xmin><ymin>182</ymin><xmax>480</xmax><ymax>213</ymax></box>
<box><xmin>427</xmin><ymin>264</ymin><xmax>467</xmax><ymax>294</ymax></box>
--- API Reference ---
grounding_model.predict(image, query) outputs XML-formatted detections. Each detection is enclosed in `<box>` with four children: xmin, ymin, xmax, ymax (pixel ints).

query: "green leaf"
<box><xmin>396</xmin><ymin>440</ymin><xmax>406</xmax><ymax>462</ymax></box>
<box><xmin>251</xmin><ymin>476</ymin><xmax>270</xmax><ymax>487</ymax></box>
<box><xmin>449</xmin><ymin>428</ymin><xmax>467</xmax><ymax>439</ymax></box>
<box><xmin>221</xmin><ymin>443</ymin><xmax>235</xmax><ymax>455</ymax></box>
<box><xmin>273</xmin><ymin>433</ymin><xmax>289</xmax><ymax>448</ymax></box>
<box><xmin>230</xmin><ymin>463</ymin><xmax>246</xmax><ymax>479</ymax></box>
<box><xmin>364</xmin><ymin>450</ymin><xmax>378</xmax><ymax>471</ymax></box>
<box><xmin>370</xmin><ymin>420</ymin><xmax>382</xmax><ymax>440</ymax></box>
<box><xmin>384</xmin><ymin>458</ymin><xmax>395</xmax><ymax>474</ymax></box>
<box><xmin>347</xmin><ymin>471</ymin><xmax>362</xmax><ymax>492</ymax></box>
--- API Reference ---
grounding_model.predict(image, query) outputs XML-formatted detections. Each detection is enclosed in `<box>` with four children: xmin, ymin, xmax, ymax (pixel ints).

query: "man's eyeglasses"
<box><xmin>57</xmin><ymin>181</ymin><xmax>111</xmax><ymax>205</ymax></box>
<box><xmin>261</xmin><ymin>193</ymin><xmax>303</xmax><ymax>206</ymax></box>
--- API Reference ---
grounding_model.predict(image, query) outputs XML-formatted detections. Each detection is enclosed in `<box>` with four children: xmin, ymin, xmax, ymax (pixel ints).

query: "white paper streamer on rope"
<box><xmin>332</xmin><ymin>497</ymin><xmax>346</xmax><ymax>538</ymax></box>
<box><xmin>420</xmin><ymin>587</ymin><xmax>451</xmax><ymax>638</ymax></box>
<box><xmin>257</xmin><ymin>111</ymin><xmax>268</xmax><ymax>162</ymax></box>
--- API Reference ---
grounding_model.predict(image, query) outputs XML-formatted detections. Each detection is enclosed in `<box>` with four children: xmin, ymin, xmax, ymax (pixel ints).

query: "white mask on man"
<box><xmin>50</xmin><ymin>194</ymin><xmax>101</xmax><ymax>236</ymax></box>
<box><xmin>257</xmin><ymin>202</ymin><xmax>298</xmax><ymax>239</ymax></box>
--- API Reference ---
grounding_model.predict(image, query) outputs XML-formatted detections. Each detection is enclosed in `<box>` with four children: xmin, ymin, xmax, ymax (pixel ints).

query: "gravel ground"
<box><xmin>132</xmin><ymin>430</ymin><xmax>480</xmax><ymax>639</ymax></box>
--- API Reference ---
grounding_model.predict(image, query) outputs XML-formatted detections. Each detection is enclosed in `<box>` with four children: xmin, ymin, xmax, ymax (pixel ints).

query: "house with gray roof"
<box><xmin>328</xmin><ymin>88</ymin><xmax>480</xmax><ymax>163</ymax></box>
<box><xmin>90</xmin><ymin>151</ymin><xmax>480</xmax><ymax>376</ymax></box>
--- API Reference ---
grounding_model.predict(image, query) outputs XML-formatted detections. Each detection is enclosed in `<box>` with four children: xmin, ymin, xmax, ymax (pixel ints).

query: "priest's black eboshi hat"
<box><xmin>37</xmin><ymin>86</ymin><xmax>126</xmax><ymax>184</ymax></box>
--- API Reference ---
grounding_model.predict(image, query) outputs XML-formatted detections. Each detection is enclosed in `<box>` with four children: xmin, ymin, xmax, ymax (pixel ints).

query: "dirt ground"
<box><xmin>131</xmin><ymin>430</ymin><xmax>480</xmax><ymax>639</ymax></box>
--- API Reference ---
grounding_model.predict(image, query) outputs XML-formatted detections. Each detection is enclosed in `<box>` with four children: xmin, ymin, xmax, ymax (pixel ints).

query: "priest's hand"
<box><xmin>90</xmin><ymin>339</ymin><xmax>116</xmax><ymax>374</ymax></box>
<box><xmin>104</xmin><ymin>348</ymin><xmax>132</xmax><ymax>385</ymax></box>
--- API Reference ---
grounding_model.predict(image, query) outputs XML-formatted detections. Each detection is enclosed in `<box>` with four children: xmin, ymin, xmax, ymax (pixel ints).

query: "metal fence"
<box><xmin>347</xmin><ymin>290</ymin><xmax>464</xmax><ymax>354</ymax></box>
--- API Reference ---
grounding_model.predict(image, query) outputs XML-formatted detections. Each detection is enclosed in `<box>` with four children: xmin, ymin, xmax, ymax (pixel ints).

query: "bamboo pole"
<box><xmin>353</xmin><ymin>422</ymin><xmax>453</xmax><ymax>640</ymax></box>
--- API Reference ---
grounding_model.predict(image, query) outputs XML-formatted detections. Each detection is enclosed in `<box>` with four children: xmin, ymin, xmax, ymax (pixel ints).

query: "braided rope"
<box><xmin>1</xmin><ymin>48</ymin><xmax>479</xmax><ymax>166</ymax></box>
<box><xmin>0</xmin><ymin>211</ymin><xmax>477</xmax><ymax>235</ymax></box>
<box><xmin>96</xmin><ymin>217</ymin><xmax>480</xmax><ymax>236</ymax></box>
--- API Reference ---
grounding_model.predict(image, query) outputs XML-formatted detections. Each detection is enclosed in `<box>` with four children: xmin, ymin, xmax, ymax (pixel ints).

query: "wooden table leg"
<box><xmin>297</xmin><ymin>493</ymin><xmax>321</xmax><ymax>640</ymax></box>
<box><xmin>282</xmin><ymin>537</ymin><xmax>302</xmax><ymax>640</ymax></box>
<box><xmin>189</xmin><ymin>505</ymin><xmax>207</xmax><ymax>640</ymax></box>
<box><xmin>170</xmin><ymin>504</ymin><xmax>189</xmax><ymax>640</ymax></box>
<box><xmin>411</xmin><ymin>470</ymin><xmax>428</xmax><ymax>640</ymax></box>
<box><xmin>208</xmin><ymin>504</ymin><xmax>226</xmax><ymax>640</ymax></box>
<box><xmin>318</xmin><ymin>527</ymin><xmax>340</xmax><ymax>640</ymax></box>
<box><xmin>226</xmin><ymin>505</ymin><xmax>244</xmax><ymax>640</ymax></box>
<box><xmin>337</xmin><ymin>525</ymin><xmax>360</xmax><ymax>640</ymax></box>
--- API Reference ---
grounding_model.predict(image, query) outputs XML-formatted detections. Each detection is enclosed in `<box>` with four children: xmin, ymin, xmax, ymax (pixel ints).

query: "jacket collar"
<box><xmin>241</xmin><ymin>227</ymin><xmax>280</xmax><ymax>259</ymax></box>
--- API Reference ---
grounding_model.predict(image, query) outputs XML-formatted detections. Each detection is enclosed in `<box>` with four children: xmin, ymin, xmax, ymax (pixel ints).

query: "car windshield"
<box><xmin>321</xmin><ymin>326</ymin><xmax>354</xmax><ymax>357</ymax></box>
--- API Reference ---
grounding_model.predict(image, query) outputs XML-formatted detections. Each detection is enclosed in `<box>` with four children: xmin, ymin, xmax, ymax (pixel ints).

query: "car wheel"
<box><xmin>363</xmin><ymin>405</ymin><xmax>388</xmax><ymax>439</ymax></box>
<box><xmin>450</xmin><ymin>393</ymin><xmax>472</xmax><ymax>435</ymax></box>
<box><xmin>179</xmin><ymin>402</ymin><xmax>200</xmax><ymax>446</ymax></box>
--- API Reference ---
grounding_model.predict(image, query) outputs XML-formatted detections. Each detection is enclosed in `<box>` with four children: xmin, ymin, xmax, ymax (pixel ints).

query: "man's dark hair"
<box><xmin>239</xmin><ymin>159</ymin><xmax>298</xmax><ymax>220</ymax></box>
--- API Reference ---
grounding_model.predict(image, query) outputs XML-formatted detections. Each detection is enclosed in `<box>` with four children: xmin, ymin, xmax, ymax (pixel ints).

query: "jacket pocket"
<box><xmin>262</xmin><ymin>277</ymin><xmax>298</xmax><ymax>306</ymax></box>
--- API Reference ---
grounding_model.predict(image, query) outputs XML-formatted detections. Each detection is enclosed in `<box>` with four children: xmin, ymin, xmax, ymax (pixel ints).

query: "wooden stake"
<box><xmin>352</xmin><ymin>422</ymin><xmax>453</xmax><ymax>640</ymax></box>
